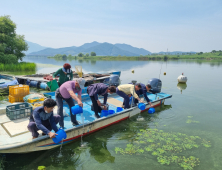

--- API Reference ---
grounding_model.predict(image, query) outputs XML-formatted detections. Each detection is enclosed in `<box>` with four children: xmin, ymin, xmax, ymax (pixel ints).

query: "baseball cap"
<box><xmin>76</xmin><ymin>78</ymin><xmax>85</xmax><ymax>89</ymax></box>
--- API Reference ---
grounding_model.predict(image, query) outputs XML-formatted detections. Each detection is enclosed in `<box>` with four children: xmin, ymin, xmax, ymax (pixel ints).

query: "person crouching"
<box><xmin>27</xmin><ymin>99</ymin><xmax>60</xmax><ymax>139</ymax></box>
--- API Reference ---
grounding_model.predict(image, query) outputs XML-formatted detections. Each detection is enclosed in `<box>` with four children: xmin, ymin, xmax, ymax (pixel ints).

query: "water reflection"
<box><xmin>89</xmin><ymin>137</ymin><xmax>115</xmax><ymax>163</ymax></box>
<box><xmin>177</xmin><ymin>83</ymin><xmax>187</xmax><ymax>94</ymax></box>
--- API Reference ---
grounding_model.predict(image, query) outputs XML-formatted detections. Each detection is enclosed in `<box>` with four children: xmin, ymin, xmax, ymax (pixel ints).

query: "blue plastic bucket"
<box><xmin>138</xmin><ymin>103</ymin><xmax>146</xmax><ymax>110</ymax></box>
<box><xmin>71</xmin><ymin>105</ymin><xmax>83</xmax><ymax>115</ymax></box>
<box><xmin>30</xmin><ymin>81</ymin><xmax>38</xmax><ymax>87</ymax></box>
<box><xmin>148</xmin><ymin>108</ymin><xmax>155</xmax><ymax>114</ymax></box>
<box><xmin>116</xmin><ymin>107</ymin><xmax>124</xmax><ymax>112</ymax></box>
<box><xmin>52</xmin><ymin>128</ymin><xmax>67</xmax><ymax>144</ymax></box>
<box><xmin>101</xmin><ymin>110</ymin><xmax>109</xmax><ymax>117</ymax></box>
<box><xmin>40</xmin><ymin>83</ymin><xmax>48</xmax><ymax>90</ymax></box>
<box><xmin>108</xmin><ymin>110</ymin><xmax>115</xmax><ymax>115</ymax></box>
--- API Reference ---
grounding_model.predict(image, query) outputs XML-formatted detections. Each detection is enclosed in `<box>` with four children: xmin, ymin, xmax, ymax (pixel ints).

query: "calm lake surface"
<box><xmin>2</xmin><ymin>57</ymin><xmax>222</xmax><ymax>170</ymax></box>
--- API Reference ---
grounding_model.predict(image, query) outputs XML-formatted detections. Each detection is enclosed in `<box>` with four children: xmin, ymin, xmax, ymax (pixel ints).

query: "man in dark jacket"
<box><xmin>134</xmin><ymin>83</ymin><xmax>153</xmax><ymax>107</ymax></box>
<box><xmin>87</xmin><ymin>83</ymin><xmax>116</xmax><ymax>118</ymax></box>
<box><xmin>27</xmin><ymin>99</ymin><xmax>60</xmax><ymax>139</ymax></box>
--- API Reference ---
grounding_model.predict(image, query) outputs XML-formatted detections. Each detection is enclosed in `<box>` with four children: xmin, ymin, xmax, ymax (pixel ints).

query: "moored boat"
<box><xmin>0</xmin><ymin>91</ymin><xmax>172</xmax><ymax>153</ymax></box>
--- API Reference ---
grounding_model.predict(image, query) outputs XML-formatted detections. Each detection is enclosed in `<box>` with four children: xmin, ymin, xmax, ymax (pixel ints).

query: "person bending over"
<box><xmin>131</xmin><ymin>83</ymin><xmax>153</xmax><ymax>107</ymax></box>
<box><xmin>55</xmin><ymin>78</ymin><xmax>85</xmax><ymax>128</ymax></box>
<box><xmin>87</xmin><ymin>83</ymin><xmax>116</xmax><ymax>118</ymax></box>
<box><xmin>116</xmin><ymin>84</ymin><xmax>143</xmax><ymax>109</ymax></box>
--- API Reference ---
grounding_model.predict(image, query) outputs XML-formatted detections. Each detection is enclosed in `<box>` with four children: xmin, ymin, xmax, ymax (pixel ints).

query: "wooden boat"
<box><xmin>14</xmin><ymin>71</ymin><xmax>121</xmax><ymax>89</ymax></box>
<box><xmin>0</xmin><ymin>91</ymin><xmax>172</xmax><ymax>153</ymax></box>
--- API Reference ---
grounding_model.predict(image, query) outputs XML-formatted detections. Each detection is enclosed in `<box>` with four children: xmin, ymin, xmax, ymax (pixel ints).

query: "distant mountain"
<box><xmin>82</xmin><ymin>43</ymin><xmax>137</xmax><ymax>56</ymax></box>
<box><xmin>27</xmin><ymin>41</ymin><xmax>195</xmax><ymax>56</ymax></box>
<box><xmin>115</xmin><ymin>43</ymin><xmax>151</xmax><ymax>55</ymax></box>
<box><xmin>25</xmin><ymin>41</ymin><xmax>48</xmax><ymax>54</ymax></box>
<box><xmin>79</xmin><ymin>41</ymin><xmax>100</xmax><ymax>49</ymax></box>
<box><xmin>29</xmin><ymin>41</ymin><xmax>140</xmax><ymax>56</ymax></box>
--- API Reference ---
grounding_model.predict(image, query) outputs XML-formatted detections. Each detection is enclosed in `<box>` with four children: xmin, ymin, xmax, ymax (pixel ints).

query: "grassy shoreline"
<box><xmin>45</xmin><ymin>52</ymin><xmax>222</xmax><ymax>61</ymax></box>
<box><xmin>0</xmin><ymin>62</ymin><xmax>36</xmax><ymax>72</ymax></box>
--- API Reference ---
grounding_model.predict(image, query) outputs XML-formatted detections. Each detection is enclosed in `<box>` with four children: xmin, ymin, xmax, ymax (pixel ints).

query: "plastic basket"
<box><xmin>9</xmin><ymin>85</ymin><xmax>29</xmax><ymax>97</ymax></box>
<box><xmin>6</xmin><ymin>103</ymin><xmax>33</xmax><ymax>120</ymax></box>
<box><xmin>8</xmin><ymin>95</ymin><xmax>24</xmax><ymax>103</ymax></box>
<box><xmin>27</xmin><ymin>98</ymin><xmax>45</xmax><ymax>104</ymax></box>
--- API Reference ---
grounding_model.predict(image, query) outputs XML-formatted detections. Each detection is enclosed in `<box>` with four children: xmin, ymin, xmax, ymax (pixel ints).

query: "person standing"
<box><xmin>116</xmin><ymin>84</ymin><xmax>143</xmax><ymax>109</ymax></box>
<box><xmin>55</xmin><ymin>78</ymin><xmax>85</xmax><ymax>128</ymax></box>
<box><xmin>27</xmin><ymin>99</ymin><xmax>60</xmax><ymax>139</ymax></box>
<box><xmin>53</xmin><ymin>63</ymin><xmax>73</xmax><ymax>86</ymax></box>
<box><xmin>87</xmin><ymin>83</ymin><xmax>116</xmax><ymax>118</ymax></box>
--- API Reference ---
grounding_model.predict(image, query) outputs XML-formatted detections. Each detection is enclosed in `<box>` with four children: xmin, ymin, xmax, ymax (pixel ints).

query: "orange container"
<box><xmin>8</xmin><ymin>95</ymin><xmax>24</xmax><ymax>103</ymax></box>
<box><xmin>9</xmin><ymin>85</ymin><xmax>29</xmax><ymax>97</ymax></box>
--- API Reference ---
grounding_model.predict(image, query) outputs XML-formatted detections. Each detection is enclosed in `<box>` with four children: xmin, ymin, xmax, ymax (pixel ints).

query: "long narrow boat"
<box><xmin>15</xmin><ymin>71</ymin><xmax>121</xmax><ymax>88</ymax></box>
<box><xmin>0</xmin><ymin>91</ymin><xmax>172</xmax><ymax>153</ymax></box>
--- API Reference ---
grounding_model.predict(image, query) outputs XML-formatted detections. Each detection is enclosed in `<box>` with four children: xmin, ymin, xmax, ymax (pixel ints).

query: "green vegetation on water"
<box><xmin>0</xmin><ymin>62</ymin><xmax>36</xmax><ymax>72</ymax></box>
<box><xmin>115</xmin><ymin>129</ymin><xmax>211</xmax><ymax>170</ymax></box>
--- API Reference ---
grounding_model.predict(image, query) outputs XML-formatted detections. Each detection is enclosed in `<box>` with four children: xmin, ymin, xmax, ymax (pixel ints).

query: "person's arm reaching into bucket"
<box><xmin>68</xmin><ymin>90</ymin><xmax>83</xmax><ymax>107</ymax></box>
<box><xmin>49</xmin><ymin>113</ymin><xmax>59</xmax><ymax>139</ymax></box>
<box><xmin>143</xmin><ymin>89</ymin><xmax>153</xmax><ymax>107</ymax></box>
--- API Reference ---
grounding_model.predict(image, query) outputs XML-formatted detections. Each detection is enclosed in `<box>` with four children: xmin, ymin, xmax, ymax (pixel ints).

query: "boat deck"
<box><xmin>0</xmin><ymin>92</ymin><xmax>171</xmax><ymax>149</ymax></box>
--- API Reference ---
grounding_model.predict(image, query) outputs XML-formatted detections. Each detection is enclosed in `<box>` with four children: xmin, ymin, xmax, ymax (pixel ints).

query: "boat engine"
<box><xmin>104</xmin><ymin>74</ymin><xmax>120</xmax><ymax>86</ymax></box>
<box><xmin>147</xmin><ymin>78</ymin><xmax>162</xmax><ymax>94</ymax></box>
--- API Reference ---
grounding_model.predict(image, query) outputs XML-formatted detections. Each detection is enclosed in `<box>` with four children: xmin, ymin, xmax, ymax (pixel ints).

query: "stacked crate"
<box><xmin>6</xmin><ymin>103</ymin><xmax>32</xmax><ymax>120</ymax></box>
<box><xmin>8</xmin><ymin>85</ymin><xmax>30</xmax><ymax>103</ymax></box>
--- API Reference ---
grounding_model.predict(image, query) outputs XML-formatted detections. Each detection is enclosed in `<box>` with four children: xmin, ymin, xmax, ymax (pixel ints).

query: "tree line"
<box><xmin>0</xmin><ymin>15</ymin><xmax>28</xmax><ymax>64</ymax></box>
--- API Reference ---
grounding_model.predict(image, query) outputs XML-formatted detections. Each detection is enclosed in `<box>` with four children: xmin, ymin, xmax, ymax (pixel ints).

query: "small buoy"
<box><xmin>177</xmin><ymin>73</ymin><xmax>187</xmax><ymax>83</ymax></box>
<box><xmin>164</xmin><ymin>72</ymin><xmax>166</xmax><ymax>75</ymax></box>
<box><xmin>132</xmin><ymin>70</ymin><xmax>134</xmax><ymax>73</ymax></box>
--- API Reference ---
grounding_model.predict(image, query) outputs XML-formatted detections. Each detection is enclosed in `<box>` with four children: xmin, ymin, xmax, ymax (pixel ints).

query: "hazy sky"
<box><xmin>1</xmin><ymin>0</ymin><xmax>222</xmax><ymax>52</ymax></box>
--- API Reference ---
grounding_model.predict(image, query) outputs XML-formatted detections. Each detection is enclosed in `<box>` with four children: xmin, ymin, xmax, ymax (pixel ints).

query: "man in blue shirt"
<box><xmin>27</xmin><ymin>99</ymin><xmax>61</xmax><ymax>139</ymax></box>
<box><xmin>87</xmin><ymin>83</ymin><xmax>116</xmax><ymax>118</ymax></box>
<box><xmin>131</xmin><ymin>83</ymin><xmax>153</xmax><ymax>107</ymax></box>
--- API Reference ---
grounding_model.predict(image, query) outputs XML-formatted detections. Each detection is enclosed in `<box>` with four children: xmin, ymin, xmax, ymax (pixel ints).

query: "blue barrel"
<box><xmin>52</xmin><ymin>128</ymin><xmax>67</xmax><ymax>144</ymax></box>
<box><xmin>40</xmin><ymin>82</ymin><xmax>48</xmax><ymax>90</ymax></box>
<box><xmin>30</xmin><ymin>81</ymin><xmax>38</xmax><ymax>87</ymax></box>
<box><xmin>26</xmin><ymin>79</ymin><xmax>31</xmax><ymax>85</ymax></box>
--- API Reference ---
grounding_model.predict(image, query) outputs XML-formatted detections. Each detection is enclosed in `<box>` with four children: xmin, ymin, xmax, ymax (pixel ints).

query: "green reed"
<box><xmin>0</xmin><ymin>62</ymin><xmax>36</xmax><ymax>72</ymax></box>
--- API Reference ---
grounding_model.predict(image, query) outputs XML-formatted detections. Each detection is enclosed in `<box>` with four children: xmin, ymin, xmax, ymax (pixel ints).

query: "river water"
<box><xmin>2</xmin><ymin>57</ymin><xmax>222</xmax><ymax>170</ymax></box>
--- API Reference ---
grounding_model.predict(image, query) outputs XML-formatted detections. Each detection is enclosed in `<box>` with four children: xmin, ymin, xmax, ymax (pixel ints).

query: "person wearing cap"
<box><xmin>116</xmin><ymin>84</ymin><xmax>143</xmax><ymax>109</ymax></box>
<box><xmin>133</xmin><ymin>83</ymin><xmax>153</xmax><ymax>107</ymax></box>
<box><xmin>27</xmin><ymin>99</ymin><xmax>61</xmax><ymax>139</ymax></box>
<box><xmin>53</xmin><ymin>63</ymin><xmax>73</xmax><ymax>86</ymax></box>
<box><xmin>55</xmin><ymin>78</ymin><xmax>85</xmax><ymax>128</ymax></box>
<box><xmin>87</xmin><ymin>83</ymin><xmax>117</xmax><ymax>118</ymax></box>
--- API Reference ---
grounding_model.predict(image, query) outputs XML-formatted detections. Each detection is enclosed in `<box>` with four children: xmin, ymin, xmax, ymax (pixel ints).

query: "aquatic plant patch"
<box><xmin>186</xmin><ymin>116</ymin><xmax>199</xmax><ymax>124</ymax></box>
<box><xmin>115</xmin><ymin>129</ymin><xmax>211</xmax><ymax>170</ymax></box>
